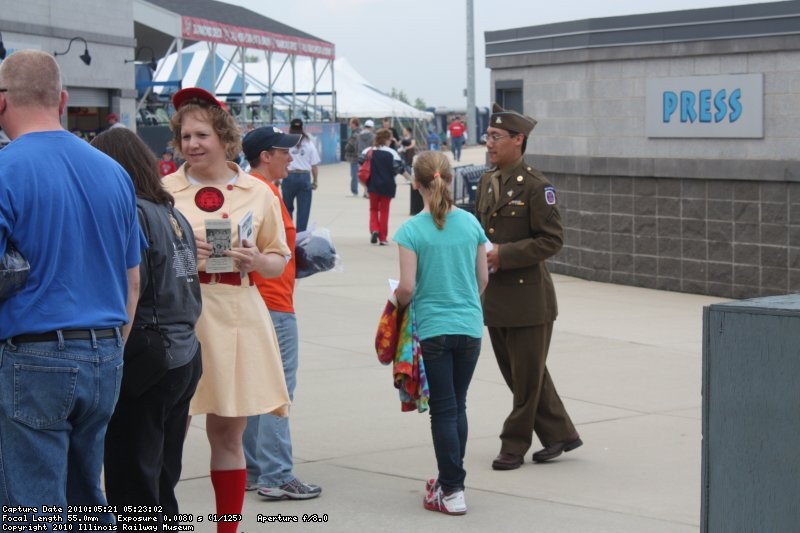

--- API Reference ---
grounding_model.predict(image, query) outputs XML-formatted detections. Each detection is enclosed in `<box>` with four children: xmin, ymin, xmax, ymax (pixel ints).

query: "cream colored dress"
<box><xmin>163</xmin><ymin>163</ymin><xmax>290</xmax><ymax>417</ymax></box>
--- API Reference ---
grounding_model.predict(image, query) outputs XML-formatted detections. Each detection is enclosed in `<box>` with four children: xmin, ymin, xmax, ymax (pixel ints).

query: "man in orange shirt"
<box><xmin>241</xmin><ymin>126</ymin><xmax>322</xmax><ymax>500</ymax></box>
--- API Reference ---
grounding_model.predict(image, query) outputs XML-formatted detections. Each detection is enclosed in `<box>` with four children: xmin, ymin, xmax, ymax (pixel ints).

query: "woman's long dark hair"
<box><xmin>91</xmin><ymin>128</ymin><xmax>174</xmax><ymax>206</ymax></box>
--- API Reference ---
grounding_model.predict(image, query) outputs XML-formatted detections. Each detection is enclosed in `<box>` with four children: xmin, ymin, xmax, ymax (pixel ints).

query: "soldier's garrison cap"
<box><xmin>490</xmin><ymin>102</ymin><xmax>537</xmax><ymax>136</ymax></box>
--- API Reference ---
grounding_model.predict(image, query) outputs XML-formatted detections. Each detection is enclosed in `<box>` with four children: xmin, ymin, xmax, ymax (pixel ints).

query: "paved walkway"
<box><xmin>175</xmin><ymin>145</ymin><xmax>726</xmax><ymax>532</ymax></box>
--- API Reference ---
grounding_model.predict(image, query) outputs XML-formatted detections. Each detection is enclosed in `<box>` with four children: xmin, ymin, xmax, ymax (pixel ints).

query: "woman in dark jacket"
<box><xmin>399</xmin><ymin>126</ymin><xmax>417</xmax><ymax>169</ymax></box>
<box><xmin>91</xmin><ymin>128</ymin><xmax>202</xmax><ymax>519</ymax></box>
<box><xmin>359</xmin><ymin>128</ymin><xmax>405</xmax><ymax>245</ymax></box>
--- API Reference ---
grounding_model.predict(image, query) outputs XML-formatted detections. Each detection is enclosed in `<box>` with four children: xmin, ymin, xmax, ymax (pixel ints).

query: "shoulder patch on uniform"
<box><xmin>544</xmin><ymin>186</ymin><xmax>557</xmax><ymax>205</ymax></box>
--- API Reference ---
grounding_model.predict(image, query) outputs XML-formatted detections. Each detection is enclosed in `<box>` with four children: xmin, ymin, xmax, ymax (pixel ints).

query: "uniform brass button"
<box><xmin>516</xmin><ymin>176</ymin><xmax>524</xmax><ymax>183</ymax></box>
<box><xmin>488</xmin><ymin>228</ymin><xmax>495</xmax><ymax>234</ymax></box>
<box><xmin>511</xmin><ymin>211</ymin><xmax>516</xmax><ymax>216</ymax></box>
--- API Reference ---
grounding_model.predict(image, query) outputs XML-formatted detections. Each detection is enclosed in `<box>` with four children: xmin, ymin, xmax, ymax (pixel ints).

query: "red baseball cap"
<box><xmin>172</xmin><ymin>87</ymin><xmax>229</xmax><ymax>113</ymax></box>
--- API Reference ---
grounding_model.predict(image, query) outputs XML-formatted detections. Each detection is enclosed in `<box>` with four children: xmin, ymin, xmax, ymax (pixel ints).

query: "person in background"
<box><xmin>162</xmin><ymin>87</ymin><xmax>291</xmax><ymax>533</ymax></box>
<box><xmin>343</xmin><ymin>117</ymin><xmax>362</xmax><ymax>197</ymax></box>
<box><xmin>427</xmin><ymin>128</ymin><xmax>441</xmax><ymax>151</ymax></box>
<box><xmin>360</xmin><ymin>127</ymin><xmax>405</xmax><ymax>246</ymax></box>
<box><xmin>355</xmin><ymin>119</ymin><xmax>376</xmax><ymax>198</ymax></box>
<box><xmin>475</xmin><ymin>102</ymin><xmax>582</xmax><ymax>472</ymax></box>
<box><xmin>399</xmin><ymin>126</ymin><xmax>417</xmax><ymax>170</ymax></box>
<box><xmin>107</xmin><ymin>112</ymin><xmax>126</xmax><ymax>129</ymax></box>
<box><xmin>159</xmin><ymin>148</ymin><xmax>178</xmax><ymax>177</ymax></box>
<box><xmin>394</xmin><ymin>150</ymin><xmax>488</xmax><ymax>515</ymax></box>
<box><xmin>0</xmin><ymin>50</ymin><xmax>141</xmax><ymax>525</ymax></box>
<box><xmin>241</xmin><ymin>126</ymin><xmax>322</xmax><ymax>501</ymax></box>
<box><xmin>91</xmin><ymin>128</ymin><xmax>202</xmax><ymax>520</ymax></box>
<box><xmin>382</xmin><ymin>117</ymin><xmax>400</xmax><ymax>151</ymax></box>
<box><xmin>283</xmin><ymin>118</ymin><xmax>320</xmax><ymax>232</ymax></box>
<box><xmin>447</xmin><ymin>115</ymin><xmax>466</xmax><ymax>162</ymax></box>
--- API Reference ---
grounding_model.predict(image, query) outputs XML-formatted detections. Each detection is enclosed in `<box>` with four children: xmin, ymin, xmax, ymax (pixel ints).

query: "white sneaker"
<box><xmin>423</xmin><ymin>483</ymin><xmax>466</xmax><ymax>515</ymax></box>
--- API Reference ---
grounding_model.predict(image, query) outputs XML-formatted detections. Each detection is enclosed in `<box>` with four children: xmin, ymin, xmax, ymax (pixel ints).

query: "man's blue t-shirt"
<box><xmin>393</xmin><ymin>208</ymin><xmax>487</xmax><ymax>341</ymax></box>
<box><xmin>0</xmin><ymin>130</ymin><xmax>142</xmax><ymax>338</ymax></box>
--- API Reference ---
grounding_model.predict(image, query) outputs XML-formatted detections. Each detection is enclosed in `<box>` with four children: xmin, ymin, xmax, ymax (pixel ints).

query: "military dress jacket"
<box><xmin>475</xmin><ymin>157</ymin><xmax>563</xmax><ymax>327</ymax></box>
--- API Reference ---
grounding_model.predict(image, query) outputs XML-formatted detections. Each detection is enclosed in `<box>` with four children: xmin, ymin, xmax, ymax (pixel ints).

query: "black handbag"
<box><xmin>121</xmin><ymin>206</ymin><xmax>171</xmax><ymax>398</ymax></box>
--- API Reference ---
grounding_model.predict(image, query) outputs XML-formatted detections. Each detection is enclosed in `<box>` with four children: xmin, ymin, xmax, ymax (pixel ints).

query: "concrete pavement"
<box><xmin>174</xmin><ymin>145</ymin><xmax>727</xmax><ymax>532</ymax></box>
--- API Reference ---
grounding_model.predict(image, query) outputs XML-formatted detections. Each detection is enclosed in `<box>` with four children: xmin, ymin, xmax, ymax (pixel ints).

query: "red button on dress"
<box><xmin>194</xmin><ymin>187</ymin><xmax>224</xmax><ymax>212</ymax></box>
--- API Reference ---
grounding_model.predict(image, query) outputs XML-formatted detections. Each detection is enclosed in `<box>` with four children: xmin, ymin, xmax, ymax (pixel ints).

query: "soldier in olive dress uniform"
<box><xmin>475</xmin><ymin>103</ymin><xmax>582</xmax><ymax>471</ymax></box>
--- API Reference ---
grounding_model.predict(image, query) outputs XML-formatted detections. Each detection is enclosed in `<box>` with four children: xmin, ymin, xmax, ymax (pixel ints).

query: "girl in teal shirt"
<box><xmin>394</xmin><ymin>151</ymin><xmax>488</xmax><ymax>516</ymax></box>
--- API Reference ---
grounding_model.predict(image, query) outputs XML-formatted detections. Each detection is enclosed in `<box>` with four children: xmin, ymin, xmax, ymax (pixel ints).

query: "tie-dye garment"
<box><xmin>393</xmin><ymin>303</ymin><xmax>429</xmax><ymax>413</ymax></box>
<box><xmin>375</xmin><ymin>297</ymin><xmax>399</xmax><ymax>365</ymax></box>
<box><xmin>375</xmin><ymin>298</ymin><xmax>430</xmax><ymax>412</ymax></box>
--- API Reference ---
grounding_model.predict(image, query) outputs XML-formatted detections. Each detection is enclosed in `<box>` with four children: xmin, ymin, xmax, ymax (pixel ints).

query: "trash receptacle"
<box><xmin>701</xmin><ymin>295</ymin><xmax>800</xmax><ymax>532</ymax></box>
<box><xmin>454</xmin><ymin>164</ymin><xmax>489</xmax><ymax>213</ymax></box>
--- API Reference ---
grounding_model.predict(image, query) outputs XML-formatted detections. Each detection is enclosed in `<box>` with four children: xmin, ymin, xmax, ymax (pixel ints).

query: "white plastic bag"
<box><xmin>294</xmin><ymin>226</ymin><xmax>341</xmax><ymax>279</ymax></box>
<box><xmin>0</xmin><ymin>244</ymin><xmax>30</xmax><ymax>301</ymax></box>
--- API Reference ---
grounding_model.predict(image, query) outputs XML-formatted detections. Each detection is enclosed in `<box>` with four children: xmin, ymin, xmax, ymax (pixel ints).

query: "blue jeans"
<box><xmin>420</xmin><ymin>334</ymin><xmax>481</xmax><ymax>492</ymax></box>
<box><xmin>0</xmin><ymin>330</ymin><xmax>123</xmax><ymax>525</ymax></box>
<box><xmin>243</xmin><ymin>310</ymin><xmax>298</xmax><ymax>487</ymax></box>
<box><xmin>281</xmin><ymin>172</ymin><xmax>313</xmax><ymax>232</ymax></box>
<box><xmin>349</xmin><ymin>162</ymin><xmax>359</xmax><ymax>195</ymax></box>
<box><xmin>451</xmin><ymin>136</ymin><xmax>464</xmax><ymax>161</ymax></box>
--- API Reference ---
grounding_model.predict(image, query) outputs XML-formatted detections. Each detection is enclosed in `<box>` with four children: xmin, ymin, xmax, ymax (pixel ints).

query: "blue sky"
<box><xmin>223</xmin><ymin>0</ymin><xmax>774</xmax><ymax>108</ymax></box>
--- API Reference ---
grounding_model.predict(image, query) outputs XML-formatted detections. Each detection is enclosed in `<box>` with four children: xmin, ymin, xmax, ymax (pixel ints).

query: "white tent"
<box><xmin>333</xmin><ymin>58</ymin><xmax>432</xmax><ymax>119</ymax></box>
<box><xmin>153</xmin><ymin>43</ymin><xmax>432</xmax><ymax>120</ymax></box>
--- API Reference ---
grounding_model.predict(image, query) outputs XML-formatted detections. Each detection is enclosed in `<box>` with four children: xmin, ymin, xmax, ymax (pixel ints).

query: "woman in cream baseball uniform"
<box><xmin>163</xmin><ymin>87</ymin><xmax>290</xmax><ymax>533</ymax></box>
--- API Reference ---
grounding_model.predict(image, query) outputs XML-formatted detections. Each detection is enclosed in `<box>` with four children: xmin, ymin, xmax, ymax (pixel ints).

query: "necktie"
<box><xmin>491</xmin><ymin>171</ymin><xmax>502</xmax><ymax>203</ymax></box>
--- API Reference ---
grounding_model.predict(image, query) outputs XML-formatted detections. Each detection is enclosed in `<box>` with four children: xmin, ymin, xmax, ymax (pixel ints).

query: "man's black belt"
<box><xmin>9</xmin><ymin>328</ymin><xmax>118</xmax><ymax>344</ymax></box>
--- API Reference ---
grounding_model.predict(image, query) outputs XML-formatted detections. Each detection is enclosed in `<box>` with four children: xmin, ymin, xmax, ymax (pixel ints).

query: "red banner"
<box><xmin>182</xmin><ymin>16</ymin><xmax>335</xmax><ymax>60</ymax></box>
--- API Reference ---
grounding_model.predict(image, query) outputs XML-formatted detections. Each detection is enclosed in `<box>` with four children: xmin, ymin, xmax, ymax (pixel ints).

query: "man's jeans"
<box><xmin>349</xmin><ymin>162</ymin><xmax>359</xmax><ymax>195</ymax></box>
<box><xmin>451</xmin><ymin>136</ymin><xmax>464</xmax><ymax>161</ymax></box>
<box><xmin>0</xmin><ymin>331</ymin><xmax>123</xmax><ymax>525</ymax></box>
<box><xmin>281</xmin><ymin>172</ymin><xmax>313</xmax><ymax>232</ymax></box>
<box><xmin>243</xmin><ymin>310</ymin><xmax>298</xmax><ymax>487</ymax></box>
<box><xmin>420</xmin><ymin>334</ymin><xmax>481</xmax><ymax>492</ymax></box>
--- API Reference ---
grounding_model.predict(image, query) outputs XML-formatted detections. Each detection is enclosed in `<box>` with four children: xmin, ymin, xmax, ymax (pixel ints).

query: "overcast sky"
<box><xmin>222</xmin><ymin>0</ymin><xmax>773</xmax><ymax>109</ymax></box>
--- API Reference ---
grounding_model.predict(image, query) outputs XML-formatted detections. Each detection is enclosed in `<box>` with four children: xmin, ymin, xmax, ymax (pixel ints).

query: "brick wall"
<box><xmin>548</xmin><ymin>172</ymin><xmax>800</xmax><ymax>298</ymax></box>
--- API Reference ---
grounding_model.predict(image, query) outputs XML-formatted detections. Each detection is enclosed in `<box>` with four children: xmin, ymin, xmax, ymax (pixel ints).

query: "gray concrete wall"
<box><xmin>489</xmin><ymin>3</ymin><xmax>800</xmax><ymax>297</ymax></box>
<box><xmin>543</xmin><ymin>162</ymin><xmax>800</xmax><ymax>298</ymax></box>
<box><xmin>493</xmin><ymin>44</ymin><xmax>800</xmax><ymax>163</ymax></box>
<box><xmin>0</xmin><ymin>0</ymin><xmax>136</xmax><ymax>118</ymax></box>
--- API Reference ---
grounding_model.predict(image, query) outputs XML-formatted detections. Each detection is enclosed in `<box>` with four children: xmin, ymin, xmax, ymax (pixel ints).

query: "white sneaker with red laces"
<box><xmin>423</xmin><ymin>480</ymin><xmax>466</xmax><ymax>515</ymax></box>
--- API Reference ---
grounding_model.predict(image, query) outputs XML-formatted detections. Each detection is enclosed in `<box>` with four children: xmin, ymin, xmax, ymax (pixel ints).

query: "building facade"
<box><xmin>0</xmin><ymin>0</ymin><xmax>137</xmax><ymax>138</ymax></box>
<box><xmin>486</xmin><ymin>1</ymin><xmax>800</xmax><ymax>298</ymax></box>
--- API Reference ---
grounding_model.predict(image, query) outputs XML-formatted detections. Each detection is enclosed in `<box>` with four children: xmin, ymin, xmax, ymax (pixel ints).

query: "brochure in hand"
<box><xmin>204</xmin><ymin>211</ymin><xmax>254</xmax><ymax>274</ymax></box>
<box><xmin>237</xmin><ymin>211</ymin><xmax>254</xmax><ymax>278</ymax></box>
<box><xmin>205</xmin><ymin>219</ymin><xmax>233</xmax><ymax>273</ymax></box>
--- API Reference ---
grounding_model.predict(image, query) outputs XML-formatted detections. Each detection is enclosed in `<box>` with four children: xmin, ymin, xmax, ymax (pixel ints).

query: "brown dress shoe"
<box><xmin>531</xmin><ymin>436</ymin><xmax>583</xmax><ymax>463</ymax></box>
<box><xmin>491</xmin><ymin>452</ymin><xmax>523</xmax><ymax>470</ymax></box>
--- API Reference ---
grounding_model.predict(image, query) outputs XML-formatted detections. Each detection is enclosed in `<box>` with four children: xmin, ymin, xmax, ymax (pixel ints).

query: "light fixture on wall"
<box><xmin>124</xmin><ymin>45</ymin><xmax>158</xmax><ymax>71</ymax></box>
<box><xmin>0</xmin><ymin>32</ymin><xmax>7</xmax><ymax>60</ymax></box>
<box><xmin>54</xmin><ymin>37</ymin><xmax>92</xmax><ymax>66</ymax></box>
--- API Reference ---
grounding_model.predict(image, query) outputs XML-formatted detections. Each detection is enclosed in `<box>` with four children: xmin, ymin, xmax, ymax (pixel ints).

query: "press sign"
<box><xmin>646</xmin><ymin>74</ymin><xmax>763</xmax><ymax>138</ymax></box>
